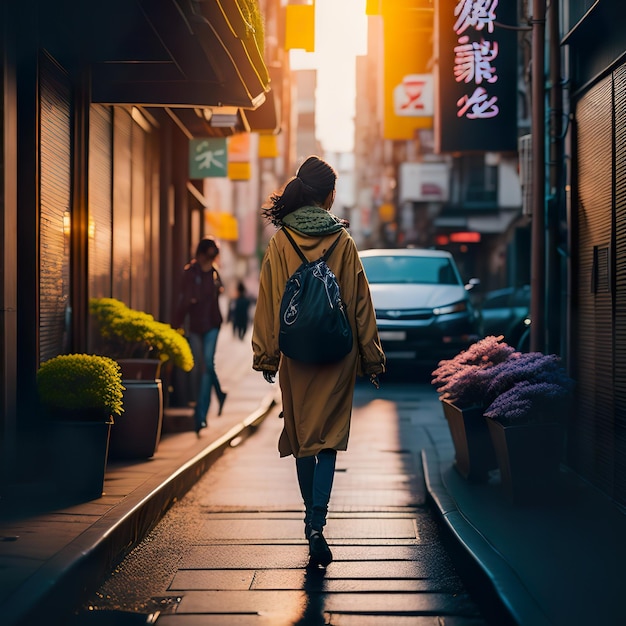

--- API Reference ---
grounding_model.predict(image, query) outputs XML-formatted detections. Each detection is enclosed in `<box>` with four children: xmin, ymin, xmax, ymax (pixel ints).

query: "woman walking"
<box><xmin>252</xmin><ymin>156</ymin><xmax>385</xmax><ymax>567</ymax></box>
<box><xmin>173</xmin><ymin>236</ymin><xmax>228</xmax><ymax>434</ymax></box>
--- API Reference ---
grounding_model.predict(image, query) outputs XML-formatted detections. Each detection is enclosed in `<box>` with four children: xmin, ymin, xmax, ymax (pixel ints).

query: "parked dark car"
<box><xmin>480</xmin><ymin>285</ymin><xmax>530</xmax><ymax>348</ymax></box>
<box><xmin>359</xmin><ymin>248</ymin><xmax>482</xmax><ymax>367</ymax></box>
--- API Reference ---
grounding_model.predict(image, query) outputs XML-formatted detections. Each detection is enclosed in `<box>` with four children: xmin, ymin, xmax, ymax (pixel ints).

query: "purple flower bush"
<box><xmin>482</xmin><ymin>353</ymin><xmax>575</xmax><ymax>424</ymax></box>
<box><xmin>484</xmin><ymin>380</ymin><xmax>574</xmax><ymax>424</ymax></box>
<box><xmin>482</xmin><ymin>352</ymin><xmax>570</xmax><ymax>406</ymax></box>
<box><xmin>431</xmin><ymin>336</ymin><xmax>575</xmax><ymax>424</ymax></box>
<box><xmin>431</xmin><ymin>335</ymin><xmax>517</xmax><ymax>408</ymax></box>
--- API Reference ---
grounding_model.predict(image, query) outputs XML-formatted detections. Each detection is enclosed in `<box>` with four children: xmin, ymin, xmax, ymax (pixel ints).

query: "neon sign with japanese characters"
<box><xmin>435</xmin><ymin>0</ymin><xmax>517</xmax><ymax>152</ymax></box>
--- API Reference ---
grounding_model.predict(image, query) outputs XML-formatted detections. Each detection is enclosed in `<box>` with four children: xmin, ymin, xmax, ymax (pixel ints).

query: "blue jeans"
<box><xmin>295</xmin><ymin>449</ymin><xmax>337</xmax><ymax>532</ymax></box>
<box><xmin>190</xmin><ymin>328</ymin><xmax>223</xmax><ymax>429</ymax></box>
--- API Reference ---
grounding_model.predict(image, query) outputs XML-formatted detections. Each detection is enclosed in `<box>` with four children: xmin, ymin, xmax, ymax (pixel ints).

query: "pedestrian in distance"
<box><xmin>172</xmin><ymin>236</ymin><xmax>227</xmax><ymax>435</ymax></box>
<box><xmin>252</xmin><ymin>155</ymin><xmax>386</xmax><ymax>568</ymax></box>
<box><xmin>229</xmin><ymin>280</ymin><xmax>252</xmax><ymax>340</ymax></box>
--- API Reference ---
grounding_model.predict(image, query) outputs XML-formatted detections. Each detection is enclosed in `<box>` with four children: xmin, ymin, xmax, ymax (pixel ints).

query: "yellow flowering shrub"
<box><xmin>37</xmin><ymin>354</ymin><xmax>124</xmax><ymax>417</ymax></box>
<box><xmin>89</xmin><ymin>298</ymin><xmax>194</xmax><ymax>372</ymax></box>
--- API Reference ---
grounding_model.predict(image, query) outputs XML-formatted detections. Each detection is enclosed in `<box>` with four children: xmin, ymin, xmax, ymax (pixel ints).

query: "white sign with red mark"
<box><xmin>393</xmin><ymin>74</ymin><xmax>434</xmax><ymax>117</ymax></box>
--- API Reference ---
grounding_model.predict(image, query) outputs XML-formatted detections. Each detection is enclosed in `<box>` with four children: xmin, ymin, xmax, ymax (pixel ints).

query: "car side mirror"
<box><xmin>465</xmin><ymin>277</ymin><xmax>481</xmax><ymax>291</ymax></box>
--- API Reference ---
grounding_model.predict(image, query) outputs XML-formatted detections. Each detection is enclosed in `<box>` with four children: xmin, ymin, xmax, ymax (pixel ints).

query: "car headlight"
<box><xmin>433</xmin><ymin>301</ymin><xmax>468</xmax><ymax>315</ymax></box>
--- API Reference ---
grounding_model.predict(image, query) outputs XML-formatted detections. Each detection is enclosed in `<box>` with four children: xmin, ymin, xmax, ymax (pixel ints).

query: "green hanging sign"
<box><xmin>189</xmin><ymin>138</ymin><xmax>227</xmax><ymax>178</ymax></box>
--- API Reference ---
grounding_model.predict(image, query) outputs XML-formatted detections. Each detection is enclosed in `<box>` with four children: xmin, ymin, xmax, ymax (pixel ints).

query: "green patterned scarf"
<box><xmin>282</xmin><ymin>205</ymin><xmax>345</xmax><ymax>236</ymax></box>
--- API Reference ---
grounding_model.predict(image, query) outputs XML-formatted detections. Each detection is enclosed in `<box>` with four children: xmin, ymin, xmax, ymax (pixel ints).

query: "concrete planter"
<box><xmin>486</xmin><ymin>418</ymin><xmax>565</xmax><ymax>503</ymax></box>
<box><xmin>441</xmin><ymin>399</ymin><xmax>498</xmax><ymax>482</ymax></box>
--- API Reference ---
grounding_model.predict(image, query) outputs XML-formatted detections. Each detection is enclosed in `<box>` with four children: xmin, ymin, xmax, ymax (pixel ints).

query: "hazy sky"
<box><xmin>289</xmin><ymin>0</ymin><xmax>368</xmax><ymax>153</ymax></box>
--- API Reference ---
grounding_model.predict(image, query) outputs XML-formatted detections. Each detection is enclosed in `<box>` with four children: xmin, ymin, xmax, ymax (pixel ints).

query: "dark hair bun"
<box><xmin>297</xmin><ymin>156</ymin><xmax>337</xmax><ymax>198</ymax></box>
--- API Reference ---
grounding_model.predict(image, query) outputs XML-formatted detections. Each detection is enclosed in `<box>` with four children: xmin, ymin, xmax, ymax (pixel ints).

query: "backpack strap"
<box><xmin>322</xmin><ymin>232</ymin><xmax>343</xmax><ymax>261</ymax></box>
<box><xmin>282</xmin><ymin>227</ymin><xmax>308</xmax><ymax>264</ymax></box>
<box><xmin>282</xmin><ymin>227</ymin><xmax>343</xmax><ymax>263</ymax></box>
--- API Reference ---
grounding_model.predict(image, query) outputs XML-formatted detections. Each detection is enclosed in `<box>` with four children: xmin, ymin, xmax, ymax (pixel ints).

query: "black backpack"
<box><xmin>279</xmin><ymin>228</ymin><xmax>353</xmax><ymax>364</ymax></box>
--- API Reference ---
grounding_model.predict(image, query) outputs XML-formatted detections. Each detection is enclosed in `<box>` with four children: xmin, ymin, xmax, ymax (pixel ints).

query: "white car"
<box><xmin>359</xmin><ymin>248</ymin><xmax>482</xmax><ymax>367</ymax></box>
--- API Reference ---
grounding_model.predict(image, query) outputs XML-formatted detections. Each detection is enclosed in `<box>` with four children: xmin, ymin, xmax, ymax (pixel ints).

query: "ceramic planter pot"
<box><xmin>486</xmin><ymin>418</ymin><xmax>565</xmax><ymax>503</ymax></box>
<box><xmin>441</xmin><ymin>399</ymin><xmax>498</xmax><ymax>482</ymax></box>
<box><xmin>116</xmin><ymin>358</ymin><xmax>162</xmax><ymax>380</ymax></box>
<box><xmin>50</xmin><ymin>419</ymin><xmax>112</xmax><ymax>502</ymax></box>
<box><xmin>108</xmin><ymin>379</ymin><xmax>163</xmax><ymax>460</ymax></box>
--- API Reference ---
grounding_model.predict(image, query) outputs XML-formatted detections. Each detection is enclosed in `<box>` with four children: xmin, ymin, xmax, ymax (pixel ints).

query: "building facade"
<box><xmin>561</xmin><ymin>0</ymin><xmax>626</xmax><ymax>505</ymax></box>
<box><xmin>355</xmin><ymin>1</ymin><xmax>529</xmax><ymax>293</ymax></box>
<box><xmin>0</xmin><ymin>0</ymin><xmax>291</xmax><ymax>481</ymax></box>
<box><xmin>356</xmin><ymin>0</ymin><xmax>626</xmax><ymax>508</ymax></box>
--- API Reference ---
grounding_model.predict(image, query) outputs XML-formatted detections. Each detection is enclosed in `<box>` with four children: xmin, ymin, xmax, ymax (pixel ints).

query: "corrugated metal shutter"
<box><xmin>88</xmin><ymin>104</ymin><xmax>113</xmax><ymax>299</ymax></box>
<box><xmin>572</xmin><ymin>74</ymin><xmax>615</xmax><ymax>496</ymax></box>
<box><xmin>39</xmin><ymin>54</ymin><xmax>72</xmax><ymax>364</ymax></box>
<box><xmin>112</xmin><ymin>108</ymin><xmax>132</xmax><ymax>304</ymax></box>
<box><xmin>613</xmin><ymin>64</ymin><xmax>626</xmax><ymax>504</ymax></box>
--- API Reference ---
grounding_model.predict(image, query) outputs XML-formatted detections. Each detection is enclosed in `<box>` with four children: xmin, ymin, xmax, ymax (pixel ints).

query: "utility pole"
<box><xmin>547</xmin><ymin>0</ymin><xmax>564</xmax><ymax>356</ymax></box>
<box><xmin>530</xmin><ymin>0</ymin><xmax>546</xmax><ymax>353</ymax></box>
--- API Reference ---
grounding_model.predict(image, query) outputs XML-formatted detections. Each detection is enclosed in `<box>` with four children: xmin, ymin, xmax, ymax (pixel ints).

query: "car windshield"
<box><xmin>361</xmin><ymin>255</ymin><xmax>460</xmax><ymax>285</ymax></box>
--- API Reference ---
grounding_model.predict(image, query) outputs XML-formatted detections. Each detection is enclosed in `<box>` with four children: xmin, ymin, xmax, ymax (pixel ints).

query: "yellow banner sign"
<box><xmin>382</xmin><ymin>3</ymin><xmax>433</xmax><ymax>139</ymax></box>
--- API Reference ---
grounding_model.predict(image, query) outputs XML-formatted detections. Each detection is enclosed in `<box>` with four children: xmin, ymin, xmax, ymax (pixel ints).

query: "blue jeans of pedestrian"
<box><xmin>295</xmin><ymin>449</ymin><xmax>337</xmax><ymax>532</ymax></box>
<box><xmin>190</xmin><ymin>328</ymin><xmax>223</xmax><ymax>430</ymax></box>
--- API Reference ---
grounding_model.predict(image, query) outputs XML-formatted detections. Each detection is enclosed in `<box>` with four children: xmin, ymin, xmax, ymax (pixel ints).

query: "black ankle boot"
<box><xmin>307</xmin><ymin>529</ymin><xmax>332</xmax><ymax>567</ymax></box>
<box><xmin>217</xmin><ymin>391</ymin><xmax>227</xmax><ymax>416</ymax></box>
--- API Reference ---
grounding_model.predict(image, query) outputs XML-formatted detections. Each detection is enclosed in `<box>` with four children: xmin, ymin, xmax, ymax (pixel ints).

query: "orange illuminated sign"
<box><xmin>382</xmin><ymin>3</ymin><xmax>434</xmax><ymax>139</ymax></box>
<box><xmin>449</xmin><ymin>231</ymin><xmax>481</xmax><ymax>243</ymax></box>
<box><xmin>285</xmin><ymin>3</ymin><xmax>315</xmax><ymax>52</ymax></box>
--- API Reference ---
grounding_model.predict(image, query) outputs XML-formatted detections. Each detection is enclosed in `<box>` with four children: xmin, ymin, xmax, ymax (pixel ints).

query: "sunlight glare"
<box><xmin>290</xmin><ymin>0</ymin><xmax>368</xmax><ymax>153</ymax></box>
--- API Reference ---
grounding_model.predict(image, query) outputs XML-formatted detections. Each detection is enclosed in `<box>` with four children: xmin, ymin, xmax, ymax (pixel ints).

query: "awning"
<box><xmin>166</xmin><ymin>65</ymin><xmax>281</xmax><ymax>138</ymax></box>
<box><xmin>434</xmin><ymin>208</ymin><xmax>521</xmax><ymax>234</ymax></box>
<box><xmin>242</xmin><ymin>66</ymin><xmax>282</xmax><ymax>134</ymax></box>
<box><xmin>88</xmin><ymin>0</ymin><xmax>270</xmax><ymax>109</ymax></box>
<box><xmin>166</xmin><ymin>107</ymin><xmax>251</xmax><ymax>138</ymax></box>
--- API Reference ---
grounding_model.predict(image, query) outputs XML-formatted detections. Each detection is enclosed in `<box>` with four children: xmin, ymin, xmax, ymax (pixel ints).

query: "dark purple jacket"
<box><xmin>172</xmin><ymin>260</ymin><xmax>223</xmax><ymax>334</ymax></box>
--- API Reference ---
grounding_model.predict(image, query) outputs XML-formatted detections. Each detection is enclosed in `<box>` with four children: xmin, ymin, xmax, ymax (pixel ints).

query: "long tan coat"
<box><xmin>252</xmin><ymin>225</ymin><xmax>385</xmax><ymax>458</ymax></box>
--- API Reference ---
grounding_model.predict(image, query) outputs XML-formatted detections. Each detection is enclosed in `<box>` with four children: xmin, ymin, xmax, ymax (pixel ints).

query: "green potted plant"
<box><xmin>431</xmin><ymin>335</ymin><xmax>514</xmax><ymax>481</ymax></box>
<box><xmin>37</xmin><ymin>354</ymin><xmax>124</xmax><ymax>501</ymax></box>
<box><xmin>89</xmin><ymin>298</ymin><xmax>194</xmax><ymax>459</ymax></box>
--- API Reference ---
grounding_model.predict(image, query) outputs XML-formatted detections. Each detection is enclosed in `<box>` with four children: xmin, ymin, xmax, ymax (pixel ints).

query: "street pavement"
<box><xmin>74</xmin><ymin>377</ymin><xmax>488</xmax><ymax>625</ymax></box>
<box><xmin>0</xmin><ymin>328</ymin><xmax>278</xmax><ymax>626</ymax></box>
<box><xmin>2</xmin><ymin>324</ymin><xmax>626</xmax><ymax>625</ymax></box>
